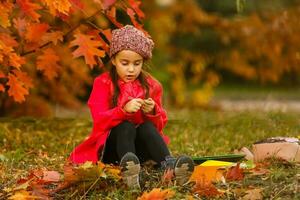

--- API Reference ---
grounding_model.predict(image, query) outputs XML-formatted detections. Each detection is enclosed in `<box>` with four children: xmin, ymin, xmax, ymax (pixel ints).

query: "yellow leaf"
<box><xmin>8</xmin><ymin>190</ymin><xmax>39</xmax><ymax>200</ymax></box>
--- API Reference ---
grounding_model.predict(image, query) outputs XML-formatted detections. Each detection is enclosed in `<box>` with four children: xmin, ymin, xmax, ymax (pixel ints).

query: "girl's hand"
<box><xmin>142</xmin><ymin>98</ymin><xmax>155</xmax><ymax>114</ymax></box>
<box><xmin>123</xmin><ymin>98</ymin><xmax>144</xmax><ymax>113</ymax></box>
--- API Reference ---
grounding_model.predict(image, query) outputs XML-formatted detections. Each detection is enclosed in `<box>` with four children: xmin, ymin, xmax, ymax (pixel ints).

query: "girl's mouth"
<box><xmin>126</xmin><ymin>75</ymin><xmax>135</xmax><ymax>80</ymax></box>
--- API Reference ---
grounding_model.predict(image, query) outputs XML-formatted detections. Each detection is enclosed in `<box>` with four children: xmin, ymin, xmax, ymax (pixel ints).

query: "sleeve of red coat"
<box><xmin>88</xmin><ymin>77</ymin><xmax>126</xmax><ymax>131</ymax></box>
<box><xmin>144</xmin><ymin>82</ymin><xmax>168</xmax><ymax>132</ymax></box>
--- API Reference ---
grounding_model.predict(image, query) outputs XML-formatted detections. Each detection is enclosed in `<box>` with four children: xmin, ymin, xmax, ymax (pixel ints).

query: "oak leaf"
<box><xmin>128</xmin><ymin>0</ymin><xmax>145</xmax><ymax>19</ymax></box>
<box><xmin>70</xmin><ymin>33</ymin><xmax>105</xmax><ymax>68</ymax></box>
<box><xmin>7</xmin><ymin>73</ymin><xmax>29</xmax><ymax>102</ymax></box>
<box><xmin>25</xmin><ymin>23</ymin><xmax>49</xmax><ymax>43</ymax></box>
<box><xmin>16</xmin><ymin>0</ymin><xmax>42</xmax><ymax>22</ymax></box>
<box><xmin>13</xmin><ymin>18</ymin><xmax>28</xmax><ymax>37</ymax></box>
<box><xmin>225</xmin><ymin>163</ymin><xmax>244</xmax><ymax>181</ymax></box>
<box><xmin>42</xmin><ymin>31</ymin><xmax>64</xmax><ymax>45</ymax></box>
<box><xmin>43</xmin><ymin>0</ymin><xmax>72</xmax><ymax>16</ymax></box>
<box><xmin>192</xmin><ymin>181</ymin><xmax>224</xmax><ymax>197</ymax></box>
<box><xmin>37</xmin><ymin>48</ymin><xmax>61</xmax><ymax>80</ymax></box>
<box><xmin>0</xmin><ymin>1</ymin><xmax>14</xmax><ymax>28</ymax></box>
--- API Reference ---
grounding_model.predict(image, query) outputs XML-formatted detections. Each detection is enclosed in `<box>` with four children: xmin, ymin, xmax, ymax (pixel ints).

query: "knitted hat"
<box><xmin>109</xmin><ymin>25</ymin><xmax>154</xmax><ymax>59</ymax></box>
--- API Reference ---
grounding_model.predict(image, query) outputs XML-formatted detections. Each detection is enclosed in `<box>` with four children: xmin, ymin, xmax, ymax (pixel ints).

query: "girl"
<box><xmin>69</xmin><ymin>25</ymin><xmax>194</xmax><ymax>188</ymax></box>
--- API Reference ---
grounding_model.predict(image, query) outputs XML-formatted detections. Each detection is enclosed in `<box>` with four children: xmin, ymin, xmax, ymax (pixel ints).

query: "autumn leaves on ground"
<box><xmin>0</xmin><ymin>111</ymin><xmax>299</xmax><ymax>199</ymax></box>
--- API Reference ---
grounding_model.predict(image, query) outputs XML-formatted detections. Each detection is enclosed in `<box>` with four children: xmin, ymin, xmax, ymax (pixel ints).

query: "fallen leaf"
<box><xmin>8</xmin><ymin>190</ymin><xmax>39</xmax><ymax>200</ymax></box>
<box><xmin>226</xmin><ymin>163</ymin><xmax>244</xmax><ymax>181</ymax></box>
<box><xmin>242</xmin><ymin>188</ymin><xmax>263</xmax><ymax>200</ymax></box>
<box><xmin>138</xmin><ymin>188</ymin><xmax>175</xmax><ymax>200</ymax></box>
<box><xmin>189</xmin><ymin>165</ymin><xmax>225</xmax><ymax>184</ymax></box>
<box><xmin>192</xmin><ymin>181</ymin><xmax>224</xmax><ymax>198</ymax></box>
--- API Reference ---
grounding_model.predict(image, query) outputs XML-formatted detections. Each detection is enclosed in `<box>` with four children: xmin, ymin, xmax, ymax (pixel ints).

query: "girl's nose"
<box><xmin>128</xmin><ymin>65</ymin><xmax>134</xmax><ymax>72</ymax></box>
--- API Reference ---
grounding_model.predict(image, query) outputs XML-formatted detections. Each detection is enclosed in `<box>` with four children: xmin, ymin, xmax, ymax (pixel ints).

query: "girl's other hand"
<box><xmin>142</xmin><ymin>98</ymin><xmax>155</xmax><ymax>114</ymax></box>
<box><xmin>123</xmin><ymin>98</ymin><xmax>144</xmax><ymax>113</ymax></box>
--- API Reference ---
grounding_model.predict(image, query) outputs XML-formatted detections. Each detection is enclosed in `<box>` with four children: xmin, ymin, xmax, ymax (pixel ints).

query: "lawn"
<box><xmin>0</xmin><ymin>110</ymin><xmax>299</xmax><ymax>199</ymax></box>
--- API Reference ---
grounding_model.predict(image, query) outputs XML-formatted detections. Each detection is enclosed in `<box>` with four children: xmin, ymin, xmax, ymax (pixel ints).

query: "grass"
<box><xmin>214</xmin><ymin>84</ymin><xmax>300</xmax><ymax>100</ymax></box>
<box><xmin>0</xmin><ymin>110</ymin><xmax>299</xmax><ymax>199</ymax></box>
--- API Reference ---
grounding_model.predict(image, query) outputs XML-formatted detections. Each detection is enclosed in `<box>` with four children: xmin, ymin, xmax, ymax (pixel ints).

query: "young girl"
<box><xmin>69</xmin><ymin>25</ymin><xmax>194</xmax><ymax>188</ymax></box>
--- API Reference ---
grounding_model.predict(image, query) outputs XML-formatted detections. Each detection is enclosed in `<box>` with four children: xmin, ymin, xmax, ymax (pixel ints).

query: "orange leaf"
<box><xmin>128</xmin><ymin>0</ymin><xmax>145</xmax><ymax>19</ymax></box>
<box><xmin>42</xmin><ymin>31</ymin><xmax>64</xmax><ymax>45</ymax></box>
<box><xmin>43</xmin><ymin>0</ymin><xmax>71</xmax><ymax>16</ymax></box>
<box><xmin>0</xmin><ymin>84</ymin><xmax>5</xmax><ymax>92</ymax></box>
<box><xmin>101</xmin><ymin>29</ymin><xmax>112</xmax><ymax>42</ymax></box>
<box><xmin>70</xmin><ymin>0</ymin><xmax>84</xmax><ymax>10</ymax></box>
<box><xmin>7</xmin><ymin>73</ymin><xmax>29</xmax><ymax>103</ymax></box>
<box><xmin>13</xmin><ymin>18</ymin><xmax>29</xmax><ymax>38</ymax></box>
<box><xmin>0</xmin><ymin>1</ymin><xmax>14</xmax><ymax>28</ymax></box>
<box><xmin>36</xmin><ymin>48</ymin><xmax>61</xmax><ymax>80</ymax></box>
<box><xmin>25</xmin><ymin>23</ymin><xmax>49</xmax><ymax>43</ymax></box>
<box><xmin>189</xmin><ymin>166</ymin><xmax>225</xmax><ymax>184</ymax></box>
<box><xmin>225</xmin><ymin>163</ymin><xmax>244</xmax><ymax>181</ymax></box>
<box><xmin>17</xmin><ymin>0</ymin><xmax>42</xmax><ymax>22</ymax></box>
<box><xmin>0</xmin><ymin>33</ymin><xmax>18</xmax><ymax>47</ymax></box>
<box><xmin>103</xmin><ymin>0</ymin><xmax>117</xmax><ymax>9</ymax></box>
<box><xmin>70</xmin><ymin>33</ymin><xmax>105</xmax><ymax>68</ymax></box>
<box><xmin>192</xmin><ymin>182</ymin><xmax>224</xmax><ymax>197</ymax></box>
<box><xmin>9</xmin><ymin>52</ymin><xmax>26</xmax><ymax>69</ymax></box>
<box><xmin>106</xmin><ymin>7</ymin><xmax>123</xmax><ymax>28</ymax></box>
<box><xmin>126</xmin><ymin>8</ymin><xmax>143</xmax><ymax>30</ymax></box>
<box><xmin>138</xmin><ymin>188</ymin><xmax>175</xmax><ymax>200</ymax></box>
<box><xmin>87</xmin><ymin>30</ymin><xmax>110</xmax><ymax>53</ymax></box>
<box><xmin>12</xmin><ymin>70</ymin><xmax>33</xmax><ymax>89</ymax></box>
<box><xmin>0</xmin><ymin>71</ymin><xmax>5</xmax><ymax>78</ymax></box>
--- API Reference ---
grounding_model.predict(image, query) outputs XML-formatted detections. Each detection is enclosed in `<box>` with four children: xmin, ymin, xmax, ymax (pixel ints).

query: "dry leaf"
<box><xmin>138</xmin><ymin>188</ymin><xmax>175</xmax><ymax>200</ymax></box>
<box><xmin>189</xmin><ymin>165</ymin><xmax>225</xmax><ymax>184</ymax></box>
<box><xmin>242</xmin><ymin>188</ymin><xmax>263</xmax><ymax>200</ymax></box>
<box><xmin>226</xmin><ymin>163</ymin><xmax>244</xmax><ymax>181</ymax></box>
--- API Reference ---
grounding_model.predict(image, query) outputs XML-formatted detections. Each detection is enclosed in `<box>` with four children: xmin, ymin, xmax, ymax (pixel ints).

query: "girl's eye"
<box><xmin>134</xmin><ymin>62</ymin><xmax>141</xmax><ymax>65</ymax></box>
<box><xmin>121</xmin><ymin>62</ymin><xmax>128</xmax><ymax>65</ymax></box>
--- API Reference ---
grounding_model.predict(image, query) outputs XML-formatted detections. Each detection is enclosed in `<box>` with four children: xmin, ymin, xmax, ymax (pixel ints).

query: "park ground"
<box><xmin>0</xmin><ymin>108</ymin><xmax>299</xmax><ymax>199</ymax></box>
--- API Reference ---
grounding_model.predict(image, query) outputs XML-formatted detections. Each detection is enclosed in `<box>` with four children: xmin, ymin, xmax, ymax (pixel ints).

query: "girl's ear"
<box><xmin>111</xmin><ymin>57</ymin><xmax>116</xmax><ymax>66</ymax></box>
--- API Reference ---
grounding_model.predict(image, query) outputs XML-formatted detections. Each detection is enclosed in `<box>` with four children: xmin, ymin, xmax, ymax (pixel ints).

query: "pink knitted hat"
<box><xmin>109</xmin><ymin>25</ymin><xmax>154</xmax><ymax>59</ymax></box>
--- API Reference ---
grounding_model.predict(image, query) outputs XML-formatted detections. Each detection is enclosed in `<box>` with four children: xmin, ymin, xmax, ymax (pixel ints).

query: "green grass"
<box><xmin>214</xmin><ymin>84</ymin><xmax>300</xmax><ymax>100</ymax></box>
<box><xmin>0</xmin><ymin>110</ymin><xmax>299</xmax><ymax>199</ymax></box>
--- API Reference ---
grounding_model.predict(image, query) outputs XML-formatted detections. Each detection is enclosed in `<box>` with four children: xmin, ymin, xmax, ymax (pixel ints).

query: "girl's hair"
<box><xmin>109</xmin><ymin>64</ymin><xmax>150</xmax><ymax>108</ymax></box>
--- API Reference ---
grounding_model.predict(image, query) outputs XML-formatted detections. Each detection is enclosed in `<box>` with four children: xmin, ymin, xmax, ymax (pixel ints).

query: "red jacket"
<box><xmin>69</xmin><ymin>72</ymin><xmax>169</xmax><ymax>164</ymax></box>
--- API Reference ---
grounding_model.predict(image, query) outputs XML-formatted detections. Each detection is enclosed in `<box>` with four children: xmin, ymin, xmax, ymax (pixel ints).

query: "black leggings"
<box><xmin>99</xmin><ymin>121</ymin><xmax>170</xmax><ymax>165</ymax></box>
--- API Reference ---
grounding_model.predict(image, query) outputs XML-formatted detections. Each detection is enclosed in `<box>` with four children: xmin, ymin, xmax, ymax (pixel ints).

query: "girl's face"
<box><xmin>112</xmin><ymin>50</ymin><xmax>143</xmax><ymax>82</ymax></box>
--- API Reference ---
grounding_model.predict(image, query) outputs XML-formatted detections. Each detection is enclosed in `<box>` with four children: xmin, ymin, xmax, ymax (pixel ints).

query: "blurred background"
<box><xmin>1</xmin><ymin>0</ymin><xmax>300</xmax><ymax>117</ymax></box>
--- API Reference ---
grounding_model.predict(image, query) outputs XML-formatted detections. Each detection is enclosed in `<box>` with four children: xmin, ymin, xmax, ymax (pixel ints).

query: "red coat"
<box><xmin>69</xmin><ymin>72</ymin><xmax>169</xmax><ymax>164</ymax></box>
